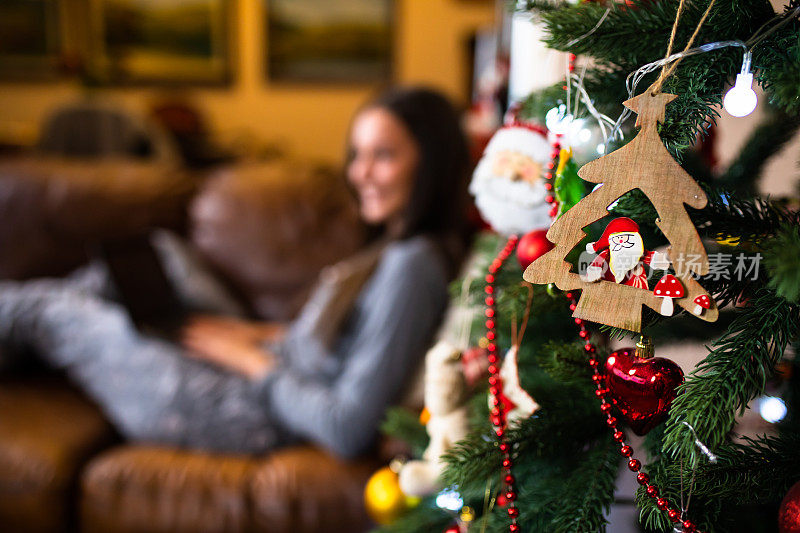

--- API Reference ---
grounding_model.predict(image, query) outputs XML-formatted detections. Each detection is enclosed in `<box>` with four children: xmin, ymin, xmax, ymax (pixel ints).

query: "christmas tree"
<box><xmin>376</xmin><ymin>1</ymin><xmax>800</xmax><ymax>532</ymax></box>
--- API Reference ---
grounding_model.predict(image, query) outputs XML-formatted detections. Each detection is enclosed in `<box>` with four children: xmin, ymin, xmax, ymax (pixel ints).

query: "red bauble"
<box><xmin>444</xmin><ymin>525</ymin><xmax>460</xmax><ymax>533</ymax></box>
<box><xmin>604</xmin><ymin>348</ymin><xmax>684</xmax><ymax>435</ymax></box>
<box><xmin>779</xmin><ymin>480</ymin><xmax>800</xmax><ymax>533</ymax></box>
<box><xmin>517</xmin><ymin>229</ymin><xmax>554</xmax><ymax>270</ymax></box>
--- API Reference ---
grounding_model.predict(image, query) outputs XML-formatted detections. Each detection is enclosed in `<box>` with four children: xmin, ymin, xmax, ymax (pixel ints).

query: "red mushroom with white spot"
<box><xmin>653</xmin><ymin>274</ymin><xmax>684</xmax><ymax>316</ymax></box>
<box><xmin>693</xmin><ymin>294</ymin><xmax>711</xmax><ymax>315</ymax></box>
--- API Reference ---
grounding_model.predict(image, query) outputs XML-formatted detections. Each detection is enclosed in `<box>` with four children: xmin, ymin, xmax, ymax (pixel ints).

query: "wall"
<box><xmin>0</xmin><ymin>0</ymin><xmax>496</xmax><ymax>164</ymax></box>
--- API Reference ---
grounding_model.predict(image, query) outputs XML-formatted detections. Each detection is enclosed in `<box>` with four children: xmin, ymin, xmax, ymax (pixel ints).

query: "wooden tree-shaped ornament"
<box><xmin>524</xmin><ymin>84</ymin><xmax>718</xmax><ymax>332</ymax></box>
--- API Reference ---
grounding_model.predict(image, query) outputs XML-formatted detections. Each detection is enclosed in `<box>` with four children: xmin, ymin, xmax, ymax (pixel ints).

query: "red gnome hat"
<box><xmin>589</xmin><ymin>217</ymin><xmax>639</xmax><ymax>253</ymax></box>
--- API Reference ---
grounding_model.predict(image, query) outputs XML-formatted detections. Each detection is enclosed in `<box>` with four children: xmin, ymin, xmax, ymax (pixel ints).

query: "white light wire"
<box><xmin>552</xmin><ymin>4</ymin><xmax>799</xmax><ymax>150</ymax></box>
<box><xmin>746</xmin><ymin>5</ymin><xmax>800</xmax><ymax>48</ymax></box>
<box><xmin>565</xmin><ymin>7</ymin><xmax>612</xmax><ymax>48</ymax></box>
<box><xmin>681</xmin><ymin>420</ymin><xmax>718</xmax><ymax>463</ymax></box>
<box><xmin>606</xmin><ymin>39</ymin><xmax>748</xmax><ymax>147</ymax></box>
<box><xmin>567</xmin><ymin>71</ymin><xmax>617</xmax><ymax>145</ymax></box>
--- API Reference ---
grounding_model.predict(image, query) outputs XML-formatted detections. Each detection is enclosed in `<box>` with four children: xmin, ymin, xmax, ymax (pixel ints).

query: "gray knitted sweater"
<box><xmin>264</xmin><ymin>236</ymin><xmax>448</xmax><ymax>457</ymax></box>
<box><xmin>0</xmin><ymin>235</ymin><xmax>448</xmax><ymax>457</ymax></box>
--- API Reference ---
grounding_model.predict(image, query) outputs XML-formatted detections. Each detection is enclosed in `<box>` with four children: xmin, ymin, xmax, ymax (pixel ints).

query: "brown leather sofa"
<box><xmin>0</xmin><ymin>156</ymin><xmax>380</xmax><ymax>532</ymax></box>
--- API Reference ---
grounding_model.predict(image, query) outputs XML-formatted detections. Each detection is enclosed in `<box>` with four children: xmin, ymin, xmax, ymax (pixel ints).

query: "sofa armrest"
<box><xmin>0</xmin><ymin>378</ymin><xmax>114</xmax><ymax>532</ymax></box>
<box><xmin>80</xmin><ymin>445</ymin><xmax>257</xmax><ymax>533</ymax></box>
<box><xmin>251</xmin><ymin>446</ymin><xmax>378</xmax><ymax>533</ymax></box>
<box><xmin>80</xmin><ymin>444</ymin><xmax>379</xmax><ymax>533</ymax></box>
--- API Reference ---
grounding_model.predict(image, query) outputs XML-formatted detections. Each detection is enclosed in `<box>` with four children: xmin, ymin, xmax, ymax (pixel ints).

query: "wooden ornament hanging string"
<box><xmin>651</xmin><ymin>0</ymin><xmax>719</xmax><ymax>94</ymax></box>
<box><xmin>524</xmin><ymin>84</ymin><xmax>719</xmax><ymax>332</ymax></box>
<box><xmin>510</xmin><ymin>283</ymin><xmax>535</xmax><ymax>350</ymax></box>
<box><xmin>457</xmin><ymin>275</ymin><xmax>475</xmax><ymax>350</ymax></box>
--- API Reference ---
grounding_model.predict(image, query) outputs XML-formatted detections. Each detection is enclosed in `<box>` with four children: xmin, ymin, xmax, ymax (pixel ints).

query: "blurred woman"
<box><xmin>0</xmin><ymin>87</ymin><xmax>470</xmax><ymax>457</ymax></box>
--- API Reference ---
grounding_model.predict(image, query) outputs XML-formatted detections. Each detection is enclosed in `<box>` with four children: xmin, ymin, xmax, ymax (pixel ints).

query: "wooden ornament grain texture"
<box><xmin>523</xmin><ymin>84</ymin><xmax>718</xmax><ymax>332</ymax></box>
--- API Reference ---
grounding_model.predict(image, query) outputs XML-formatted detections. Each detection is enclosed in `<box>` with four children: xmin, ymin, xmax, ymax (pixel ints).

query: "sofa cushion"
<box><xmin>0</xmin><ymin>156</ymin><xmax>194</xmax><ymax>280</ymax></box>
<box><xmin>189</xmin><ymin>160</ymin><xmax>365</xmax><ymax>321</ymax></box>
<box><xmin>0</xmin><ymin>378</ymin><xmax>114</xmax><ymax>532</ymax></box>
<box><xmin>80</xmin><ymin>446</ymin><xmax>257</xmax><ymax>533</ymax></box>
<box><xmin>250</xmin><ymin>446</ymin><xmax>377</xmax><ymax>533</ymax></box>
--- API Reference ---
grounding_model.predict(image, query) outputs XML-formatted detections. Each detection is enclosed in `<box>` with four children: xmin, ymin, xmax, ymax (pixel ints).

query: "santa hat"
<box><xmin>483</xmin><ymin>123</ymin><xmax>550</xmax><ymax>163</ymax></box>
<box><xmin>587</xmin><ymin>217</ymin><xmax>639</xmax><ymax>253</ymax></box>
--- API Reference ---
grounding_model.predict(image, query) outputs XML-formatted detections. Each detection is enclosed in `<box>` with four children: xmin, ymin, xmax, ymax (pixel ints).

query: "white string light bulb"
<box><xmin>724</xmin><ymin>50</ymin><xmax>757</xmax><ymax>117</ymax></box>
<box><xmin>545</xmin><ymin>104</ymin><xmax>574</xmax><ymax>135</ymax></box>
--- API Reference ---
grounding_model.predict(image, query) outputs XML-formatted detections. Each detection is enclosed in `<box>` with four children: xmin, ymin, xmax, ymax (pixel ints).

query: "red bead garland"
<box><xmin>542</xmin><ymin>121</ymin><xmax>702</xmax><ymax>529</ymax></box>
<box><xmin>561</xmin><ymin>289</ymin><xmax>704</xmax><ymax>532</ymax></box>
<box><xmin>545</xmin><ymin>136</ymin><xmax>562</xmax><ymax>219</ymax></box>
<box><xmin>485</xmin><ymin>234</ymin><xmax>521</xmax><ymax>532</ymax></box>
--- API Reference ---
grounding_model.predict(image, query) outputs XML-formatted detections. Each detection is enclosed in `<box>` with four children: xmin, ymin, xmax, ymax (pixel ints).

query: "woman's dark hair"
<box><xmin>357</xmin><ymin>86</ymin><xmax>471</xmax><ymax>276</ymax></box>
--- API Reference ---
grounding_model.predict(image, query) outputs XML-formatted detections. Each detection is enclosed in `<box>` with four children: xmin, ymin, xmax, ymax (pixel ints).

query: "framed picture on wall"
<box><xmin>89</xmin><ymin>0</ymin><xmax>231</xmax><ymax>85</ymax></box>
<box><xmin>267</xmin><ymin>0</ymin><xmax>393</xmax><ymax>83</ymax></box>
<box><xmin>0</xmin><ymin>0</ymin><xmax>61</xmax><ymax>80</ymax></box>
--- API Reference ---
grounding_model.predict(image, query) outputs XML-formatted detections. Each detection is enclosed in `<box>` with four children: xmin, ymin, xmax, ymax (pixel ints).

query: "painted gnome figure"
<box><xmin>469</xmin><ymin>123</ymin><xmax>553</xmax><ymax>235</ymax></box>
<box><xmin>583</xmin><ymin>216</ymin><xmax>670</xmax><ymax>288</ymax></box>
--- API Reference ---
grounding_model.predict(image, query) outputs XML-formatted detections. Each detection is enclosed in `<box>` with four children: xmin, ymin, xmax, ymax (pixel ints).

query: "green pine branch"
<box><xmin>763</xmin><ymin>224</ymin><xmax>800</xmax><ymax>303</ymax></box>
<box><xmin>533</xmin><ymin>340</ymin><xmax>596</xmax><ymax>385</ymax></box>
<box><xmin>549</xmin><ymin>437</ymin><xmax>621</xmax><ymax>532</ymax></box>
<box><xmin>441</xmin><ymin>388</ymin><xmax>603</xmax><ymax>494</ymax></box>
<box><xmin>753</xmin><ymin>11</ymin><xmax>800</xmax><ymax>115</ymax></box>
<box><xmin>638</xmin><ymin>432</ymin><xmax>800</xmax><ymax>532</ymax></box>
<box><xmin>662</xmin><ymin>288</ymin><xmax>800</xmax><ymax>465</ymax></box>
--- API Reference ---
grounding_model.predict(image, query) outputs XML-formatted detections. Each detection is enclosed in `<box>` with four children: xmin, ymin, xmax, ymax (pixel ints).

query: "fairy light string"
<box><xmin>562</xmin><ymin>4</ymin><xmax>800</xmax><ymax>151</ymax></box>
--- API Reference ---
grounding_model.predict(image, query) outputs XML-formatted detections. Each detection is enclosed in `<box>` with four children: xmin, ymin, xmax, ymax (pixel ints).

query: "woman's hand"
<box><xmin>184</xmin><ymin>314</ymin><xmax>287</xmax><ymax>344</ymax></box>
<box><xmin>181</xmin><ymin>316</ymin><xmax>280</xmax><ymax>380</ymax></box>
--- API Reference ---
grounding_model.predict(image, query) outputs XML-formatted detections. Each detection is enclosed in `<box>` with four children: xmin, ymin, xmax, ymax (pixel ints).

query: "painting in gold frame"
<box><xmin>90</xmin><ymin>0</ymin><xmax>231</xmax><ymax>85</ymax></box>
<box><xmin>0</xmin><ymin>0</ymin><xmax>61</xmax><ymax>80</ymax></box>
<box><xmin>267</xmin><ymin>0</ymin><xmax>393</xmax><ymax>83</ymax></box>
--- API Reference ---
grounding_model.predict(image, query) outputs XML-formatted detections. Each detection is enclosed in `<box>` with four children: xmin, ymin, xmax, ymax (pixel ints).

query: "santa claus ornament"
<box><xmin>524</xmin><ymin>84</ymin><xmax>718</xmax><ymax>332</ymax></box>
<box><xmin>469</xmin><ymin>123</ymin><xmax>553</xmax><ymax>236</ymax></box>
<box><xmin>583</xmin><ymin>217</ymin><xmax>670</xmax><ymax>289</ymax></box>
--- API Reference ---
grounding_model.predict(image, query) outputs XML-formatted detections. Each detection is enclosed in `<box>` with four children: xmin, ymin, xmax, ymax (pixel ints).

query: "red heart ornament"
<box><xmin>604</xmin><ymin>348</ymin><xmax>684</xmax><ymax>435</ymax></box>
